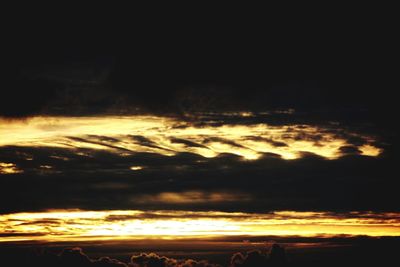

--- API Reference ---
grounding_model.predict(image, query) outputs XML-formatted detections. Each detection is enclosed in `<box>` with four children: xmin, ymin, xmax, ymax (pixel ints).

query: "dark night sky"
<box><xmin>2</xmin><ymin>12</ymin><xmax>397</xmax><ymax>126</ymax></box>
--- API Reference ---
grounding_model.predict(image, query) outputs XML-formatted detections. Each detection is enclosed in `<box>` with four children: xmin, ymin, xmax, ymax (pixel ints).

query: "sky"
<box><xmin>0</xmin><ymin>11</ymin><xmax>399</xmax><ymax>267</ymax></box>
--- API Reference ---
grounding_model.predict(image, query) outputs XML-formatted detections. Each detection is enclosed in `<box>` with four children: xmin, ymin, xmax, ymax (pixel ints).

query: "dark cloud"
<box><xmin>0</xmin><ymin>72</ymin><xmax>61</xmax><ymax>117</ymax></box>
<box><xmin>2</xmin><ymin>238</ymin><xmax>400</xmax><ymax>267</ymax></box>
<box><xmin>0</xmin><ymin>246</ymin><xmax>222</xmax><ymax>267</ymax></box>
<box><xmin>0</xmin><ymin>55</ymin><xmax>114</xmax><ymax>118</ymax></box>
<box><xmin>0</xmin><ymin>246</ymin><xmax>128</xmax><ymax>267</ymax></box>
<box><xmin>230</xmin><ymin>244</ymin><xmax>287</xmax><ymax>267</ymax></box>
<box><xmin>1</xmin><ymin>13</ymin><xmax>397</xmax><ymax>267</ymax></box>
<box><xmin>58</xmin><ymin>247</ymin><xmax>93</xmax><ymax>266</ymax></box>
<box><xmin>0</xmin><ymin>143</ymin><xmax>398</xmax><ymax>214</ymax></box>
<box><xmin>170</xmin><ymin>138</ymin><xmax>208</xmax><ymax>149</ymax></box>
<box><xmin>95</xmin><ymin>257</ymin><xmax>128</xmax><ymax>267</ymax></box>
<box><xmin>244</xmin><ymin>136</ymin><xmax>288</xmax><ymax>148</ymax></box>
<box><xmin>130</xmin><ymin>252</ymin><xmax>220</xmax><ymax>267</ymax></box>
<box><xmin>129</xmin><ymin>135</ymin><xmax>172</xmax><ymax>151</ymax></box>
<box><xmin>87</xmin><ymin>135</ymin><xmax>121</xmax><ymax>143</ymax></box>
<box><xmin>202</xmin><ymin>138</ymin><xmax>246</xmax><ymax>149</ymax></box>
<box><xmin>339</xmin><ymin>145</ymin><xmax>362</xmax><ymax>155</ymax></box>
<box><xmin>67</xmin><ymin>136</ymin><xmax>132</xmax><ymax>153</ymax></box>
<box><xmin>1</xmin><ymin>20</ymin><xmax>396</xmax><ymax>140</ymax></box>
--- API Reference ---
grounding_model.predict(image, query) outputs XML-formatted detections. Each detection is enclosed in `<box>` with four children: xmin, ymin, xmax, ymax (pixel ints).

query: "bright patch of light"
<box><xmin>0</xmin><ymin>210</ymin><xmax>399</xmax><ymax>242</ymax></box>
<box><xmin>0</xmin><ymin>116</ymin><xmax>382</xmax><ymax>160</ymax></box>
<box><xmin>0</xmin><ymin>162</ymin><xmax>23</xmax><ymax>174</ymax></box>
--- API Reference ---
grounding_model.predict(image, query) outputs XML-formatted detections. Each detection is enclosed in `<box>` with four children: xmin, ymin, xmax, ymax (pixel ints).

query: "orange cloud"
<box><xmin>0</xmin><ymin>115</ymin><xmax>382</xmax><ymax>161</ymax></box>
<box><xmin>1</xmin><ymin>210</ymin><xmax>399</xmax><ymax>242</ymax></box>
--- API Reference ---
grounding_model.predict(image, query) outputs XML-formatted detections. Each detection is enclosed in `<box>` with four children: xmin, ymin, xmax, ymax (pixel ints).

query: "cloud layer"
<box><xmin>1</xmin><ymin>210</ymin><xmax>399</xmax><ymax>242</ymax></box>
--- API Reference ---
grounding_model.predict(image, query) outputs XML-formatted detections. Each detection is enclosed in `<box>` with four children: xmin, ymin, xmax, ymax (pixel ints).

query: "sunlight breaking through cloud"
<box><xmin>0</xmin><ymin>162</ymin><xmax>23</xmax><ymax>174</ymax></box>
<box><xmin>1</xmin><ymin>210</ymin><xmax>399</xmax><ymax>242</ymax></box>
<box><xmin>0</xmin><ymin>115</ymin><xmax>381</xmax><ymax>161</ymax></box>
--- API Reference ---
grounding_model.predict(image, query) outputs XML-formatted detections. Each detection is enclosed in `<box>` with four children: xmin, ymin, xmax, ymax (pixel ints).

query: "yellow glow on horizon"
<box><xmin>0</xmin><ymin>210</ymin><xmax>399</xmax><ymax>242</ymax></box>
<box><xmin>0</xmin><ymin>116</ymin><xmax>381</xmax><ymax>161</ymax></box>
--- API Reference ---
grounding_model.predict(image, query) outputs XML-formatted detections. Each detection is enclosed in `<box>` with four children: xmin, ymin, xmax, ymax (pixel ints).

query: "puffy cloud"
<box><xmin>130</xmin><ymin>253</ymin><xmax>177</xmax><ymax>267</ymax></box>
<box><xmin>58</xmin><ymin>247</ymin><xmax>92</xmax><ymax>266</ymax></box>
<box><xmin>1</xmin><ymin>247</ymin><xmax>219</xmax><ymax>267</ymax></box>
<box><xmin>94</xmin><ymin>257</ymin><xmax>128</xmax><ymax>267</ymax></box>
<box><xmin>230</xmin><ymin>245</ymin><xmax>286</xmax><ymax>267</ymax></box>
<box><xmin>3</xmin><ymin>239</ymin><xmax>400</xmax><ymax>267</ymax></box>
<box><xmin>0</xmin><ymin>247</ymin><xmax>128</xmax><ymax>267</ymax></box>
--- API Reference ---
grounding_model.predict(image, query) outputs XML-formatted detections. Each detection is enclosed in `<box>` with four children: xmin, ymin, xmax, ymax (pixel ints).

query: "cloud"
<box><xmin>0</xmin><ymin>246</ymin><xmax>221</xmax><ymax>267</ymax></box>
<box><xmin>3</xmin><ymin>238</ymin><xmax>400</xmax><ymax>267</ymax></box>
<box><xmin>134</xmin><ymin>191</ymin><xmax>251</xmax><ymax>205</ymax></box>
<box><xmin>58</xmin><ymin>247</ymin><xmax>93</xmax><ymax>266</ymax></box>
<box><xmin>0</xmin><ymin>162</ymin><xmax>23</xmax><ymax>174</ymax></box>
<box><xmin>94</xmin><ymin>257</ymin><xmax>128</xmax><ymax>267</ymax></box>
<box><xmin>203</xmin><ymin>137</ymin><xmax>246</xmax><ymax>149</ymax></box>
<box><xmin>244</xmin><ymin>136</ymin><xmax>288</xmax><ymax>148</ymax></box>
<box><xmin>0</xmin><ymin>70</ymin><xmax>61</xmax><ymax>118</ymax></box>
<box><xmin>230</xmin><ymin>245</ymin><xmax>286</xmax><ymax>267</ymax></box>
<box><xmin>67</xmin><ymin>136</ymin><xmax>132</xmax><ymax>153</ymax></box>
<box><xmin>339</xmin><ymin>145</ymin><xmax>362</xmax><ymax>155</ymax></box>
<box><xmin>0</xmin><ymin>115</ymin><xmax>383</xmax><ymax>162</ymax></box>
<box><xmin>0</xmin><ymin>142</ymin><xmax>397</xmax><ymax>215</ymax></box>
<box><xmin>129</xmin><ymin>135</ymin><xmax>171</xmax><ymax>151</ymax></box>
<box><xmin>0</xmin><ymin>246</ymin><xmax>128</xmax><ymax>267</ymax></box>
<box><xmin>170</xmin><ymin>138</ymin><xmax>208</xmax><ymax>149</ymax></box>
<box><xmin>230</xmin><ymin>250</ymin><xmax>268</xmax><ymax>267</ymax></box>
<box><xmin>2</xmin><ymin>27</ymin><xmax>396</xmax><ymax>124</ymax></box>
<box><xmin>2</xmin><ymin>210</ymin><xmax>399</xmax><ymax>243</ymax></box>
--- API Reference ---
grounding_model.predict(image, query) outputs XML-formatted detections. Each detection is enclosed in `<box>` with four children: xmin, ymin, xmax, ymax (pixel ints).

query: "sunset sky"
<box><xmin>1</xmin><ymin>11</ymin><xmax>398</xmax><ymax>267</ymax></box>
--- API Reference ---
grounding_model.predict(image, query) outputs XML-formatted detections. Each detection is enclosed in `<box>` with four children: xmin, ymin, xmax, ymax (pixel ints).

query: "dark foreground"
<box><xmin>1</xmin><ymin>236</ymin><xmax>399</xmax><ymax>266</ymax></box>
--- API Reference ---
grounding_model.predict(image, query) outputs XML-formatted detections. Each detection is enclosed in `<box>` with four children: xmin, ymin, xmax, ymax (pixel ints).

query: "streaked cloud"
<box><xmin>1</xmin><ymin>210</ymin><xmax>399</xmax><ymax>242</ymax></box>
<box><xmin>0</xmin><ymin>115</ymin><xmax>381</xmax><ymax>161</ymax></box>
<box><xmin>134</xmin><ymin>191</ymin><xmax>251</xmax><ymax>204</ymax></box>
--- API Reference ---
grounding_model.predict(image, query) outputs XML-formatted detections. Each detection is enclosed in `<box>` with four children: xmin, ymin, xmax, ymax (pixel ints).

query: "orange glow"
<box><xmin>135</xmin><ymin>191</ymin><xmax>250</xmax><ymax>204</ymax></box>
<box><xmin>359</xmin><ymin>144</ymin><xmax>381</xmax><ymax>157</ymax></box>
<box><xmin>130</xmin><ymin>166</ymin><xmax>144</xmax><ymax>171</ymax></box>
<box><xmin>0</xmin><ymin>162</ymin><xmax>23</xmax><ymax>174</ymax></box>
<box><xmin>0</xmin><ymin>210</ymin><xmax>399</xmax><ymax>242</ymax></box>
<box><xmin>0</xmin><ymin>116</ymin><xmax>381</xmax><ymax>161</ymax></box>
